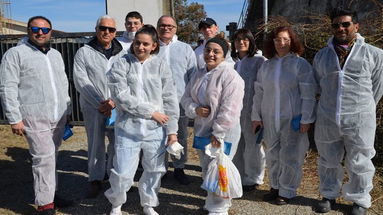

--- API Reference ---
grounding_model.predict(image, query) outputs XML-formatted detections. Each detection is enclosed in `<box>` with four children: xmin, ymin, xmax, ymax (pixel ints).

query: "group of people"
<box><xmin>0</xmin><ymin>6</ymin><xmax>382</xmax><ymax>215</ymax></box>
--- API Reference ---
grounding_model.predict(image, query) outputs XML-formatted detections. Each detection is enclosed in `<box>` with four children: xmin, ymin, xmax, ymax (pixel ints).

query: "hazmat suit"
<box><xmin>73</xmin><ymin>38</ymin><xmax>125</xmax><ymax>182</ymax></box>
<box><xmin>313</xmin><ymin>34</ymin><xmax>383</xmax><ymax>208</ymax></box>
<box><xmin>104</xmin><ymin>53</ymin><xmax>179</xmax><ymax>208</ymax></box>
<box><xmin>181</xmin><ymin>61</ymin><xmax>244</xmax><ymax>214</ymax></box>
<box><xmin>251</xmin><ymin>53</ymin><xmax>316</xmax><ymax>199</ymax></box>
<box><xmin>0</xmin><ymin>41</ymin><xmax>71</xmax><ymax>206</ymax></box>
<box><xmin>232</xmin><ymin>55</ymin><xmax>266</xmax><ymax>187</ymax></box>
<box><xmin>158</xmin><ymin>35</ymin><xmax>197</xmax><ymax>170</ymax></box>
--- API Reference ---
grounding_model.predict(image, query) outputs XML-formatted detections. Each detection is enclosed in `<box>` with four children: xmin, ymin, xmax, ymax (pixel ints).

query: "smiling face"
<box><xmin>200</xmin><ymin>24</ymin><xmax>218</xmax><ymax>40</ymax></box>
<box><xmin>133</xmin><ymin>33</ymin><xmax>158</xmax><ymax>62</ymax></box>
<box><xmin>273</xmin><ymin>31</ymin><xmax>291</xmax><ymax>57</ymax></box>
<box><xmin>28</xmin><ymin>18</ymin><xmax>52</xmax><ymax>47</ymax></box>
<box><xmin>204</xmin><ymin>42</ymin><xmax>225</xmax><ymax>71</ymax></box>
<box><xmin>234</xmin><ymin>35</ymin><xmax>250</xmax><ymax>55</ymax></box>
<box><xmin>157</xmin><ymin>16</ymin><xmax>177</xmax><ymax>43</ymax></box>
<box><xmin>96</xmin><ymin>18</ymin><xmax>116</xmax><ymax>48</ymax></box>
<box><xmin>331</xmin><ymin>15</ymin><xmax>359</xmax><ymax>44</ymax></box>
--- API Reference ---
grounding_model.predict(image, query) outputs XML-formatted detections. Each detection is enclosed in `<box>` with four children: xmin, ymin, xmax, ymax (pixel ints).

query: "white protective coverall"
<box><xmin>117</xmin><ymin>31</ymin><xmax>135</xmax><ymax>51</ymax></box>
<box><xmin>181</xmin><ymin>61</ymin><xmax>244</xmax><ymax>213</ymax></box>
<box><xmin>104</xmin><ymin>53</ymin><xmax>179</xmax><ymax>208</ymax></box>
<box><xmin>73</xmin><ymin>38</ymin><xmax>125</xmax><ymax>182</ymax></box>
<box><xmin>251</xmin><ymin>53</ymin><xmax>317</xmax><ymax>199</ymax></box>
<box><xmin>232</xmin><ymin>55</ymin><xmax>267</xmax><ymax>186</ymax></box>
<box><xmin>313</xmin><ymin>34</ymin><xmax>383</xmax><ymax>208</ymax></box>
<box><xmin>194</xmin><ymin>40</ymin><xmax>235</xmax><ymax>70</ymax></box>
<box><xmin>0</xmin><ymin>42</ymin><xmax>71</xmax><ymax>206</ymax></box>
<box><xmin>158</xmin><ymin>35</ymin><xmax>197</xmax><ymax>169</ymax></box>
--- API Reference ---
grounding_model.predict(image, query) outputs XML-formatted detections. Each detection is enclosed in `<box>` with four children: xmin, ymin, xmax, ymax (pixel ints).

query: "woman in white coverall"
<box><xmin>181</xmin><ymin>37</ymin><xmax>244</xmax><ymax>215</ymax></box>
<box><xmin>104</xmin><ymin>25</ymin><xmax>179</xmax><ymax>215</ymax></box>
<box><xmin>251</xmin><ymin>26</ymin><xmax>317</xmax><ymax>205</ymax></box>
<box><xmin>231</xmin><ymin>28</ymin><xmax>267</xmax><ymax>192</ymax></box>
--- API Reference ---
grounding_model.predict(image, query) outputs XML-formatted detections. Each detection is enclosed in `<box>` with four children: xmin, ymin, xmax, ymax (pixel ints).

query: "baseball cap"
<box><xmin>198</xmin><ymin>17</ymin><xmax>217</xmax><ymax>29</ymax></box>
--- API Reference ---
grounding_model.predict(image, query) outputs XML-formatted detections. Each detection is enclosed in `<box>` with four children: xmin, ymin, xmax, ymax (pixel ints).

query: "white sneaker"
<box><xmin>208</xmin><ymin>212</ymin><xmax>228</xmax><ymax>215</ymax></box>
<box><xmin>110</xmin><ymin>205</ymin><xmax>122</xmax><ymax>215</ymax></box>
<box><xmin>143</xmin><ymin>206</ymin><xmax>159</xmax><ymax>215</ymax></box>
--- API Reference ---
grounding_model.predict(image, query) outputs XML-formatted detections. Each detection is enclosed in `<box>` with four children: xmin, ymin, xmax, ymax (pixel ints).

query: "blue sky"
<box><xmin>10</xmin><ymin>0</ymin><xmax>244</xmax><ymax>33</ymax></box>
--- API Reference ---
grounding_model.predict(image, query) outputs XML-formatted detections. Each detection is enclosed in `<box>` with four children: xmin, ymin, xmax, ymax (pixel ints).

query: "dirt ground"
<box><xmin>0</xmin><ymin>125</ymin><xmax>382</xmax><ymax>215</ymax></box>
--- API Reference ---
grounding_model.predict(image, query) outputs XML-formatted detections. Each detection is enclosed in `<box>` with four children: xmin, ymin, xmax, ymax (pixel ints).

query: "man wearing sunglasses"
<box><xmin>117</xmin><ymin>11</ymin><xmax>144</xmax><ymax>51</ymax></box>
<box><xmin>313</xmin><ymin>7</ymin><xmax>383</xmax><ymax>215</ymax></box>
<box><xmin>156</xmin><ymin>15</ymin><xmax>197</xmax><ymax>185</ymax></box>
<box><xmin>0</xmin><ymin>16</ymin><xmax>73</xmax><ymax>215</ymax></box>
<box><xmin>73</xmin><ymin>15</ymin><xmax>125</xmax><ymax>199</ymax></box>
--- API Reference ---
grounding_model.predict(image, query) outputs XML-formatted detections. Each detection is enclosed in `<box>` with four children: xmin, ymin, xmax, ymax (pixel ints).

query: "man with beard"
<box><xmin>313</xmin><ymin>7</ymin><xmax>383</xmax><ymax>215</ymax></box>
<box><xmin>0</xmin><ymin>16</ymin><xmax>73</xmax><ymax>215</ymax></box>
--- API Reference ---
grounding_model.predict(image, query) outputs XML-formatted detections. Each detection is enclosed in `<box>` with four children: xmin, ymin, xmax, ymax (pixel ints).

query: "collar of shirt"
<box><xmin>27</xmin><ymin>39</ymin><xmax>50</xmax><ymax>54</ymax></box>
<box><xmin>88</xmin><ymin>37</ymin><xmax>123</xmax><ymax>59</ymax></box>
<box><xmin>159</xmin><ymin>35</ymin><xmax>178</xmax><ymax>46</ymax></box>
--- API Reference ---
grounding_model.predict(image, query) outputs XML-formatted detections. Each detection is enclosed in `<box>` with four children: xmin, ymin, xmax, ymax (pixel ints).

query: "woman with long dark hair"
<box><xmin>105</xmin><ymin>25</ymin><xmax>179</xmax><ymax>215</ymax></box>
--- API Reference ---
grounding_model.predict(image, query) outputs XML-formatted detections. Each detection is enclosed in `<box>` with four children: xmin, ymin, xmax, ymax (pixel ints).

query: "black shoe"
<box><xmin>242</xmin><ymin>184</ymin><xmax>258</xmax><ymax>192</ymax></box>
<box><xmin>38</xmin><ymin>209</ymin><xmax>55</xmax><ymax>215</ymax></box>
<box><xmin>174</xmin><ymin>168</ymin><xmax>191</xmax><ymax>185</ymax></box>
<box><xmin>54</xmin><ymin>195</ymin><xmax>74</xmax><ymax>208</ymax></box>
<box><xmin>275</xmin><ymin>196</ymin><xmax>290</xmax><ymax>205</ymax></box>
<box><xmin>86</xmin><ymin>180</ymin><xmax>102</xmax><ymax>198</ymax></box>
<box><xmin>262</xmin><ymin>188</ymin><xmax>279</xmax><ymax>201</ymax></box>
<box><xmin>315</xmin><ymin>198</ymin><xmax>335</xmax><ymax>213</ymax></box>
<box><xmin>350</xmin><ymin>203</ymin><xmax>367</xmax><ymax>215</ymax></box>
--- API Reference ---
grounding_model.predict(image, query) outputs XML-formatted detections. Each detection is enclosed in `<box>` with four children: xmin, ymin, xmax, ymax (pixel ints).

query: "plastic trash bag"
<box><xmin>201</xmin><ymin>146</ymin><xmax>243</xmax><ymax>199</ymax></box>
<box><xmin>201</xmin><ymin>157</ymin><xmax>219</xmax><ymax>193</ymax></box>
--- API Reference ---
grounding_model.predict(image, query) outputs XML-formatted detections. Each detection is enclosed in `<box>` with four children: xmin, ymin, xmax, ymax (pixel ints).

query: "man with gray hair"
<box><xmin>156</xmin><ymin>15</ymin><xmax>197</xmax><ymax>185</ymax></box>
<box><xmin>73</xmin><ymin>15</ymin><xmax>125</xmax><ymax>198</ymax></box>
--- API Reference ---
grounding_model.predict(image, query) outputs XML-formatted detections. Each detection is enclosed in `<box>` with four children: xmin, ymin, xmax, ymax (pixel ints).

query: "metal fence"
<box><xmin>0</xmin><ymin>33</ymin><xmax>97</xmax><ymax>125</ymax></box>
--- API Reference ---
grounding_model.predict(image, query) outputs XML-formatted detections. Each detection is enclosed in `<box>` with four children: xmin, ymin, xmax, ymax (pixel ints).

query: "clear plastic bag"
<box><xmin>201</xmin><ymin>146</ymin><xmax>243</xmax><ymax>199</ymax></box>
<box><xmin>201</xmin><ymin>158</ymin><xmax>219</xmax><ymax>193</ymax></box>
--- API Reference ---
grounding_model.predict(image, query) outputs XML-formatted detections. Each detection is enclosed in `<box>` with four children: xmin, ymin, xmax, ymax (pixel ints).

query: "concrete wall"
<box><xmin>106</xmin><ymin>0</ymin><xmax>173</xmax><ymax>31</ymax></box>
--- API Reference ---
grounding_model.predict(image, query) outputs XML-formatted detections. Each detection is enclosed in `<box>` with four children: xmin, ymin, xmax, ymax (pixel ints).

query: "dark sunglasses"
<box><xmin>30</xmin><ymin>27</ymin><xmax>51</xmax><ymax>34</ymax></box>
<box><xmin>98</xmin><ymin>26</ymin><xmax>116</xmax><ymax>33</ymax></box>
<box><xmin>331</xmin><ymin>22</ymin><xmax>352</xmax><ymax>29</ymax></box>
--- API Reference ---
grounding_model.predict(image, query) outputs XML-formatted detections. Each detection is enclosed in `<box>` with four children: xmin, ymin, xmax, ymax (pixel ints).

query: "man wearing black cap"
<box><xmin>194</xmin><ymin>17</ymin><xmax>234</xmax><ymax>70</ymax></box>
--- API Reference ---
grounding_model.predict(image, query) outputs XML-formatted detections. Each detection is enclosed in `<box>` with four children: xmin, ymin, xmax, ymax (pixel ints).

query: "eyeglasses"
<box><xmin>234</xmin><ymin>38</ymin><xmax>250</xmax><ymax>43</ymax></box>
<box><xmin>30</xmin><ymin>27</ymin><xmax>51</xmax><ymax>34</ymax></box>
<box><xmin>159</xmin><ymin>24</ymin><xmax>176</xmax><ymax>30</ymax></box>
<box><xmin>126</xmin><ymin>21</ymin><xmax>141</xmax><ymax>26</ymax></box>
<box><xmin>273</xmin><ymin>38</ymin><xmax>291</xmax><ymax>43</ymax></box>
<box><xmin>98</xmin><ymin>26</ymin><xmax>117</xmax><ymax>33</ymax></box>
<box><xmin>331</xmin><ymin>22</ymin><xmax>352</xmax><ymax>29</ymax></box>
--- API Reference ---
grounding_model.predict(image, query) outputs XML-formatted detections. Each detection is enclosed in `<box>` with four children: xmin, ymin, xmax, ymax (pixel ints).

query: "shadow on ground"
<box><xmin>0</xmin><ymin>147</ymin><xmax>208</xmax><ymax>215</ymax></box>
